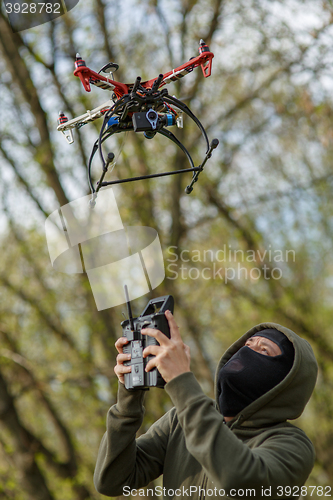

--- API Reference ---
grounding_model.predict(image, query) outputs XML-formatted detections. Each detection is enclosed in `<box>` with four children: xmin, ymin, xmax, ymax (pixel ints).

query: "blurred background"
<box><xmin>1</xmin><ymin>0</ymin><xmax>333</xmax><ymax>498</ymax></box>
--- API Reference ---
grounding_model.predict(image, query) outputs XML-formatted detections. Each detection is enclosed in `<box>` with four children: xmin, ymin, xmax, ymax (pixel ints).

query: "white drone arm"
<box><xmin>57</xmin><ymin>99</ymin><xmax>114</xmax><ymax>144</ymax></box>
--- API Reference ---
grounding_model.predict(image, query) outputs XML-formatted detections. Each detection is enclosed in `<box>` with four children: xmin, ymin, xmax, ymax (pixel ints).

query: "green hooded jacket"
<box><xmin>94</xmin><ymin>322</ymin><xmax>318</xmax><ymax>499</ymax></box>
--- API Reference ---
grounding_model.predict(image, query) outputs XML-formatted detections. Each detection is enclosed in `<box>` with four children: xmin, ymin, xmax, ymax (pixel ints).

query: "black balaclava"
<box><xmin>218</xmin><ymin>329</ymin><xmax>294</xmax><ymax>417</ymax></box>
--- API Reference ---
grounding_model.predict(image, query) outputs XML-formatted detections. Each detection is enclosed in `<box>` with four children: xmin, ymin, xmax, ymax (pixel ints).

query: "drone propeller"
<box><xmin>98</xmin><ymin>62</ymin><xmax>119</xmax><ymax>74</ymax></box>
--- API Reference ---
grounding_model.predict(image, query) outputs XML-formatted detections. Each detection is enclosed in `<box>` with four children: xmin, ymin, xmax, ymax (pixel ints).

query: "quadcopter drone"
<box><xmin>57</xmin><ymin>40</ymin><xmax>219</xmax><ymax>199</ymax></box>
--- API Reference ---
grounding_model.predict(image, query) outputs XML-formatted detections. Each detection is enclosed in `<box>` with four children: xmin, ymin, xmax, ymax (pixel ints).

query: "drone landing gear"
<box><xmin>185</xmin><ymin>138</ymin><xmax>219</xmax><ymax>194</ymax></box>
<box><xmin>91</xmin><ymin>138</ymin><xmax>219</xmax><ymax>201</ymax></box>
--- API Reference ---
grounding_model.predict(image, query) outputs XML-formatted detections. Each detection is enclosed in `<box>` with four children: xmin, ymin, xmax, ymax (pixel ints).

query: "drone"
<box><xmin>57</xmin><ymin>40</ymin><xmax>219</xmax><ymax>199</ymax></box>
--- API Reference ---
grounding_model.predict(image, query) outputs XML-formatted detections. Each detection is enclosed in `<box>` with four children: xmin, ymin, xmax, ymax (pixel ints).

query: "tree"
<box><xmin>1</xmin><ymin>0</ymin><xmax>333</xmax><ymax>498</ymax></box>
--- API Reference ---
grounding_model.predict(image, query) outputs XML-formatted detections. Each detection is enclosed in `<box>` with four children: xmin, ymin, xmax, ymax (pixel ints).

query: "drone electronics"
<box><xmin>57</xmin><ymin>40</ymin><xmax>219</xmax><ymax>199</ymax></box>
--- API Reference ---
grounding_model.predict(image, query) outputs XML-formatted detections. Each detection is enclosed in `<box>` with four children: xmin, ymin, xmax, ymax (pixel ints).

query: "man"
<box><xmin>94</xmin><ymin>311</ymin><xmax>318</xmax><ymax>499</ymax></box>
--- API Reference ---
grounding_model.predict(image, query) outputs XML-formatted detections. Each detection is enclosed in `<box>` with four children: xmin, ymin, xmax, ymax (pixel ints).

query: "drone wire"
<box><xmin>164</xmin><ymin>95</ymin><xmax>209</xmax><ymax>152</ymax></box>
<box><xmin>88</xmin><ymin>124</ymin><xmax>122</xmax><ymax>193</ymax></box>
<box><xmin>97</xmin><ymin>98</ymin><xmax>125</xmax><ymax>170</ymax></box>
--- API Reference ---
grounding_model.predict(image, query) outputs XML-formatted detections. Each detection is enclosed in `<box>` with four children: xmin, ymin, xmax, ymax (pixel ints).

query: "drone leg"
<box><xmin>89</xmin><ymin>192</ymin><xmax>98</xmax><ymax>208</ymax></box>
<box><xmin>185</xmin><ymin>138</ymin><xmax>219</xmax><ymax>194</ymax></box>
<box><xmin>61</xmin><ymin>128</ymin><xmax>74</xmax><ymax>144</ymax></box>
<box><xmin>89</xmin><ymin>152</ymin><xmax>115</xmax><ymax>208</ymax></box>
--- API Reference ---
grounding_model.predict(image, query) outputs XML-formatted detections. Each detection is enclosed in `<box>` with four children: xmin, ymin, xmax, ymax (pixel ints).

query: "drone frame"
<box><xmin>57</xmin><ymin>40</ymin><xmax>219</xmax><ymax>196</ymax></box>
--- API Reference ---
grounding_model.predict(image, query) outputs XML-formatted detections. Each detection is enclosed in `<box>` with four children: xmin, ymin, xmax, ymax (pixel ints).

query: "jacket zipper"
<box><xmin>199</xmin><ymin>473</ymin><xmax>208</xmax><ymax>500</ymax></box>
<box><xmin>197</xmin><ymin>415</ymin><xmax>245</xmax><ymax>500</ymax></box>
<box><xmin>230</xmin><ymin>413</ymin><xmax>244</xmax><ymax>430</ymax></box>
<box><xmin>198</xmin><ymin>415</ymin><xmax>244</xmax><ymax>500</ymax></box>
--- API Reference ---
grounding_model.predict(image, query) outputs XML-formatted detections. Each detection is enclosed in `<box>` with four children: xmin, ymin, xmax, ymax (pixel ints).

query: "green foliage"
<box><xmin>1</xmin><ymin>0</ymin><xmax>333</xmax><ymax>498</ymax></box>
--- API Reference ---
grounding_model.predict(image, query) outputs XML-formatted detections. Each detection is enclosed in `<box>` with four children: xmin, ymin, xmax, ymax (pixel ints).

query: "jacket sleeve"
<box><xmin>165</xmin><ymin>372</ymin><xmax>315</xmax><ymax>494</ymax></box>
<box><xmin>93</xmin><ymin>383</ymin><xmax>170</xmax><ymax>497</ymax></box>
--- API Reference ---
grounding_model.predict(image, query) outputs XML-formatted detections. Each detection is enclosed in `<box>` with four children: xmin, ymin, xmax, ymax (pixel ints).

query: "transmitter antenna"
<box><xmin>124</xmin><ymin>284</ymin><xmax>135</xmax><ymax>331</ymax></box>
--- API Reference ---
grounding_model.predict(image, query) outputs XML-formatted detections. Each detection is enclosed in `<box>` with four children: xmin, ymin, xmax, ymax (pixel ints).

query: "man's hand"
<box><xmin>114</xmin><ymin>337</ymin><xmax>131</xmax><ymax>384</ymax></box>
<box><xmin>142</xmin><ymin>310</ymin><xmax>191</xmax><ymax>383</ymax></box>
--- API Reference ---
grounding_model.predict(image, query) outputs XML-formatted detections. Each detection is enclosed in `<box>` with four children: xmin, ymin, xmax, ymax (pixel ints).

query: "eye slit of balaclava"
<box><xmin>218</xmin><ymin>329</ymin><xmax>294</xmax><ymax>417</ymax></box>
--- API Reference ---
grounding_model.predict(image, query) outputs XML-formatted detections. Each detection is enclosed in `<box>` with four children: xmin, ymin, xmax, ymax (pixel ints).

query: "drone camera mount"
<box><xmin>132</xmin><ymin>110</ymin><xmax>159</xmax><ymax>132</ymax></box>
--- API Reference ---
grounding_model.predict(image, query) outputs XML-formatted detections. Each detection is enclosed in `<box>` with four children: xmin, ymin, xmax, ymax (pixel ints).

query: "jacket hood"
<box><xmin>214</xmin><ymin>322</ymin><xmax>318</xmax><ymax>427</ymax></box>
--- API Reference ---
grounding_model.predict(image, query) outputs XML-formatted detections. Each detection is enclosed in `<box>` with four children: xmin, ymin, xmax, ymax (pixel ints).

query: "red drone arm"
<box><xmin>142</xmin><ymin>40</ymin><xmax>214</xmax><ymax>89</ymax></box>
<box><xmin>73</xmin><ymin>41</ymin><xmax>214</xmax><ymax>96</ymax></box>
<box><xmin>198</xmin><ymin>39</ymin><xmax>213</xmax><ymax>77</ymax></box>
<box><xmin>74</xmin><ymin>54</ymin><xmax>128</xmax><ymax>98</ymax></box>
